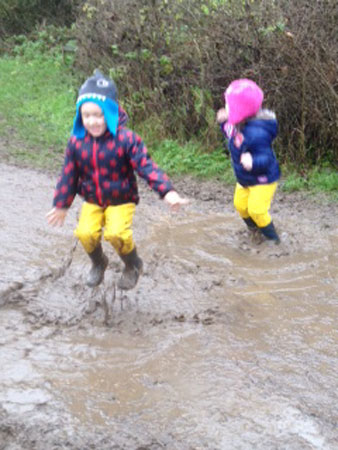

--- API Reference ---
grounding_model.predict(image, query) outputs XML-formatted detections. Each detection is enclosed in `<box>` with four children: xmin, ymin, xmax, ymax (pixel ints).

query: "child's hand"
<box><xmin>164</xmin><ymin>191</ymin><xmax>189</xmax><ymax>211</ymax></box>
<box><xmin>46</xmin><ymin>207</ymin><xmax>68</xmax><ymax>227</ymax></box>
<box><xmin>216</xmin><ymin>108</ymin><xmax>228</xmax><ymax>124</ymax></box>
<box><xmin>240</xmin><ymin>152</ymin><xmax>253</xmax><ymax>171</ymax></box>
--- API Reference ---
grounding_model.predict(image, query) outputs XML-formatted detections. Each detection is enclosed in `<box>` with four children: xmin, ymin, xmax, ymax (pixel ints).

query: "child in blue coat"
<box><xmin>217</xmin><ymin>79</ymin><xmax>281</xmax><ymax>243</ymax></box>
<box><xmin>47</xmin><ymin>70</ymin><xmax>188</xmax><ymax>289</ymax></box>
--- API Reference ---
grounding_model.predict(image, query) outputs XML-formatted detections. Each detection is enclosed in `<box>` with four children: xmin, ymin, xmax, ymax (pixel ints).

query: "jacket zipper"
<box><xmin>92</xmin><ymin>139</ymin><xmax>103</xmax><ymax>206</ymax></box>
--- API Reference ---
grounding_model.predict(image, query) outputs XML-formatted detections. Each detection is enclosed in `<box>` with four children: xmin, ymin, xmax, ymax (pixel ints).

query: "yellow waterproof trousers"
<box><xmin>233</xmin><ymin>182</ymin><xmax>278</xmax><ymax>228</ymax></box>
<box><xmin>74</xmin><ymin>202</ymin><xmax>136</xmax><ymax>255</ymax></box>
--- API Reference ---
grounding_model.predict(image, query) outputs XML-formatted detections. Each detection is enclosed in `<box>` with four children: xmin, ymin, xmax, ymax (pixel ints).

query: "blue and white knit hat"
<box><xmin>72</xmin><ymin>69</ymin><xmax>119</xmax><ymax>138</ymax></box>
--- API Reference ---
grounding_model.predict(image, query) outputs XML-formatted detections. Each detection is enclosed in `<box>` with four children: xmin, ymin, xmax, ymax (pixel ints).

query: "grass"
<box><xmin>0</xmin><ymin>42</ymin><xmax>336</xmax><ymax>199</ymax></box>
<box><xmin>280</xmin><ymin>165</ymin><xmax>338</xmax><ymax>200</ymax></box>
<box><xmin>150</xmin><ymin>139</ymin><xmax>235</xmax><ymax>183</ymax></box>
<box><xmin>0</xmin><ymin>54</ymin><xmax>76</xmax><ymax>167</ymax></box>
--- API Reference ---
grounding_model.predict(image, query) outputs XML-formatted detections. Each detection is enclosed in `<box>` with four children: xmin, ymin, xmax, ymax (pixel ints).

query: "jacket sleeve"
<box><xmin>52</xmin><ymin>138</ymin><xmax>79</xmax><ymax>208</ymax></box>
<box><xmin>125</xmin><ymin>130</ymin><xmax>174</xmax><ymax>198</ymax></box>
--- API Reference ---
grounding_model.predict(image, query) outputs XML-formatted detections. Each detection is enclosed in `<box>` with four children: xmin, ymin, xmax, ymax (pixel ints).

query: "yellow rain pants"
<box><xmin>75</xmin><ymin>202</ymin><xmax>136</xmax><ymax>255</ymax></box>
<box><xmin>233</xmin><ymin>182</ymin><xmax>278</xmax><ymax>228</ymax></box>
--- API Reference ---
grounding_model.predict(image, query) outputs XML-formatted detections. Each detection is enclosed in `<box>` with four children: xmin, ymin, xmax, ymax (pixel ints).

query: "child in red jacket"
<box><xmin>47</xmin><ymin>70</ymin><xmax>188</xmax><ymax>290</ymax></box>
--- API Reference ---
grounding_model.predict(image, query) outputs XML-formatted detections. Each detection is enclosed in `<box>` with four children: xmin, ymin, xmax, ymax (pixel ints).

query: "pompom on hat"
<box><xmin>72</xmin><ymin>69</ymin><xmax>119</xmax><ymax>138</ymax></box>
<box><xmin>225</xmin><ymin>79</ymin><xmax>264</xmax><ymax>125</ymax></box>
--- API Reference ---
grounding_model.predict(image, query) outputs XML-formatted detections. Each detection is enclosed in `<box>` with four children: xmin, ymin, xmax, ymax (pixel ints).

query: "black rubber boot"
<box><xmin>86</xmin><ymin>244</ymin><xmax>109</xmax><ymax>287</ymax></box>
<box><xmin>243</xmin><ymin>217</ymin><xmax>258</xmax><ymax>230</ymax></box>
<box><xmin>243</xmin><ymin>217</ymin><xmax>263</xmax><ymax>243</ymax></box>
<box><xmin>117</xmin><ymin>248</ymin><xmax>143</xmax><ymax>290</ymax></box>
<box><xmin>259</xmin><ymin>222</ymin><xmax>280</xmax><ymax>244</ymax></box>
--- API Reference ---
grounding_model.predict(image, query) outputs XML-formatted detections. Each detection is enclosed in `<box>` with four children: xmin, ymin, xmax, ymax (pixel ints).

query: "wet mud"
<box><xmin>0</xmin><ymin>161</ymin><xmax>337</xmax><ymax>449</ymax></box>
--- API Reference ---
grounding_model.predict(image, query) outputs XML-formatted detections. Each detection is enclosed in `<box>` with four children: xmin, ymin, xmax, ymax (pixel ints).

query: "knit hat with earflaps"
<box><xmin>72</xmin><ymin>69</ymin><xmax>119</xmax><ymax>138</ymax></box>
<box><xmin>225</xmin><ymin>79</ymin><xmax>264</xmax><ymax>125</ymax></box>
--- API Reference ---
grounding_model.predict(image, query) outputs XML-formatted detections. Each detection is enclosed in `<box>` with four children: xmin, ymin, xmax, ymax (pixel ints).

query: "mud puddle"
<box><xmin>0</xmin><ymin>162</ymin><xmax>337</xmax><ymax>449</ymax></box>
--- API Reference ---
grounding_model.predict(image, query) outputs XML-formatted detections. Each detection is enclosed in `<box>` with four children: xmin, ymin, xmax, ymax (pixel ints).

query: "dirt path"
<box><xmin>0</xmin><ymin>160</ymin><xmax>337</xmax><ymax>449</ymax></box>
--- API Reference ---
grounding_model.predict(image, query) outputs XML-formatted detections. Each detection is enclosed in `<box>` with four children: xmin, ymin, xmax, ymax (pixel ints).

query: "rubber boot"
<box><xmin>243</xmin><ymin>217</ymin><xmax>263</xmax><ymax>244</ymax></box>
<box><xmin>259</xmin><ymin>222</ymin><xmax>280</xmax><ymax>244</ymax></box>
<box><xmin>117</xmin><ymin>248</ymin><xmax>143</xmax><ymax>290</ymax></box>
<box><xmin>243</xmin><ymin>217</ymin><xmax>257</xmax><ymax>231</ymax></box>
<box><xmin>86</xmin><ymin>244</ymin><xmax>109</xmax><ymax>287</ymax></box>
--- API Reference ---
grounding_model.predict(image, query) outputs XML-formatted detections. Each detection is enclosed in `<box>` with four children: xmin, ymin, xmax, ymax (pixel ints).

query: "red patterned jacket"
<box><xmin>53</xmin><ymin>107</ymin><xmax>173</xmax><ymax>208</ymax></box>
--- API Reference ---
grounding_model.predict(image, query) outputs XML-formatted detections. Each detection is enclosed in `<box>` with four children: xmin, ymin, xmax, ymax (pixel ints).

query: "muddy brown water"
<box><xmin>0</xmin><ymin>162</ymin><xmax>337</xmax><ymax>449</ymax></box>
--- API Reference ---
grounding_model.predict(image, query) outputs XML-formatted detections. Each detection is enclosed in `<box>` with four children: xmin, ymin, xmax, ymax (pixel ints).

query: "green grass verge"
<box><xmin>150</xmin><ymin>139</ymin><xmax>235</xmax><ymax>183</ymax></box>
<box><xmin>0</xmin><ymin>55</ymin><xmax>76</xmax><ymax>167</ymax></box>
<box><xmin>281</xmin><ymin>166</ymin><xmax>338</xmax><ymax>200</ymax></box>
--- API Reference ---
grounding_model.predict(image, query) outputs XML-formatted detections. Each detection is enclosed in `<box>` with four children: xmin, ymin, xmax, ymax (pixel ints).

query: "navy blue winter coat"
<box><xmin>221</xmin><ymin>110</ymin><xmax>281</xmax><ymax>186</ymax></box>
<box><xmin>53</xmin><ymin>107</ymin><xmax>173</xmax><ymax>208</ymax></box>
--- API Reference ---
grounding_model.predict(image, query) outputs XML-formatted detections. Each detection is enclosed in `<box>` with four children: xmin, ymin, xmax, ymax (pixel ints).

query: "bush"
<box><xmin>0</xmin><ymin>0</ymin><xmax>80</xmax><ymax>37</ymax></box>
<box><xmin>74</xmin><ymin>0</ymin><xmax>338</xmax><ymax>167</ymax></box>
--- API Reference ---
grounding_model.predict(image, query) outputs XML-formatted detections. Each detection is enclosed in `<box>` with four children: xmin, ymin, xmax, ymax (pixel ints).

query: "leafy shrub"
<box><xmin>74</xmin><ymin>0</ymin><xmax>338</xmax><ymax>167</ymax></box>
<box><xmin>0</xmin><ymin>0</ymin><xmax>80</xmax><ymax>37</ymax></box>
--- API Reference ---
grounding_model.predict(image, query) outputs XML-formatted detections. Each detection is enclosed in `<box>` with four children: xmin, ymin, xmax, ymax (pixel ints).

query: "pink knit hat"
<box><xmin>225</xmin><ymin>79</ymin><xmax>264</xmax><ymax>125</ymax></box>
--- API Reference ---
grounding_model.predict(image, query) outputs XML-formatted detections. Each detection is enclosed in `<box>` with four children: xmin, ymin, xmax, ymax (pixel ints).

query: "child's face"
<box><xmin>81</xmin><ymin>102</ymin><xmax>107</xmax><ymax>137</ymax></box>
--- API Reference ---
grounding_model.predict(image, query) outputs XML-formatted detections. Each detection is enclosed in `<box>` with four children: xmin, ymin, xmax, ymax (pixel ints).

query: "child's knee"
<box><xmin>248</xmin><ymin>209</ymin><xmax>271</xmax><ymax>228</ymax></box>
<box><xmin>104</xmin><ymin>229</ymin><xmax>133</xmax><ymax>255</ymax></box>
<box><xmin>75</xmin><ymin>227</ymin><xmax>101</xmax><ymax>253</ymax></box>
<box><xmin>104</xmin><ymin>230</ymin><xmax>122</xmax><ymax>252</ymax></box>
<box><xmin>76</xmin><ymin>225</ymin><xmax>96</xmax><ymax>241</ymax></box>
